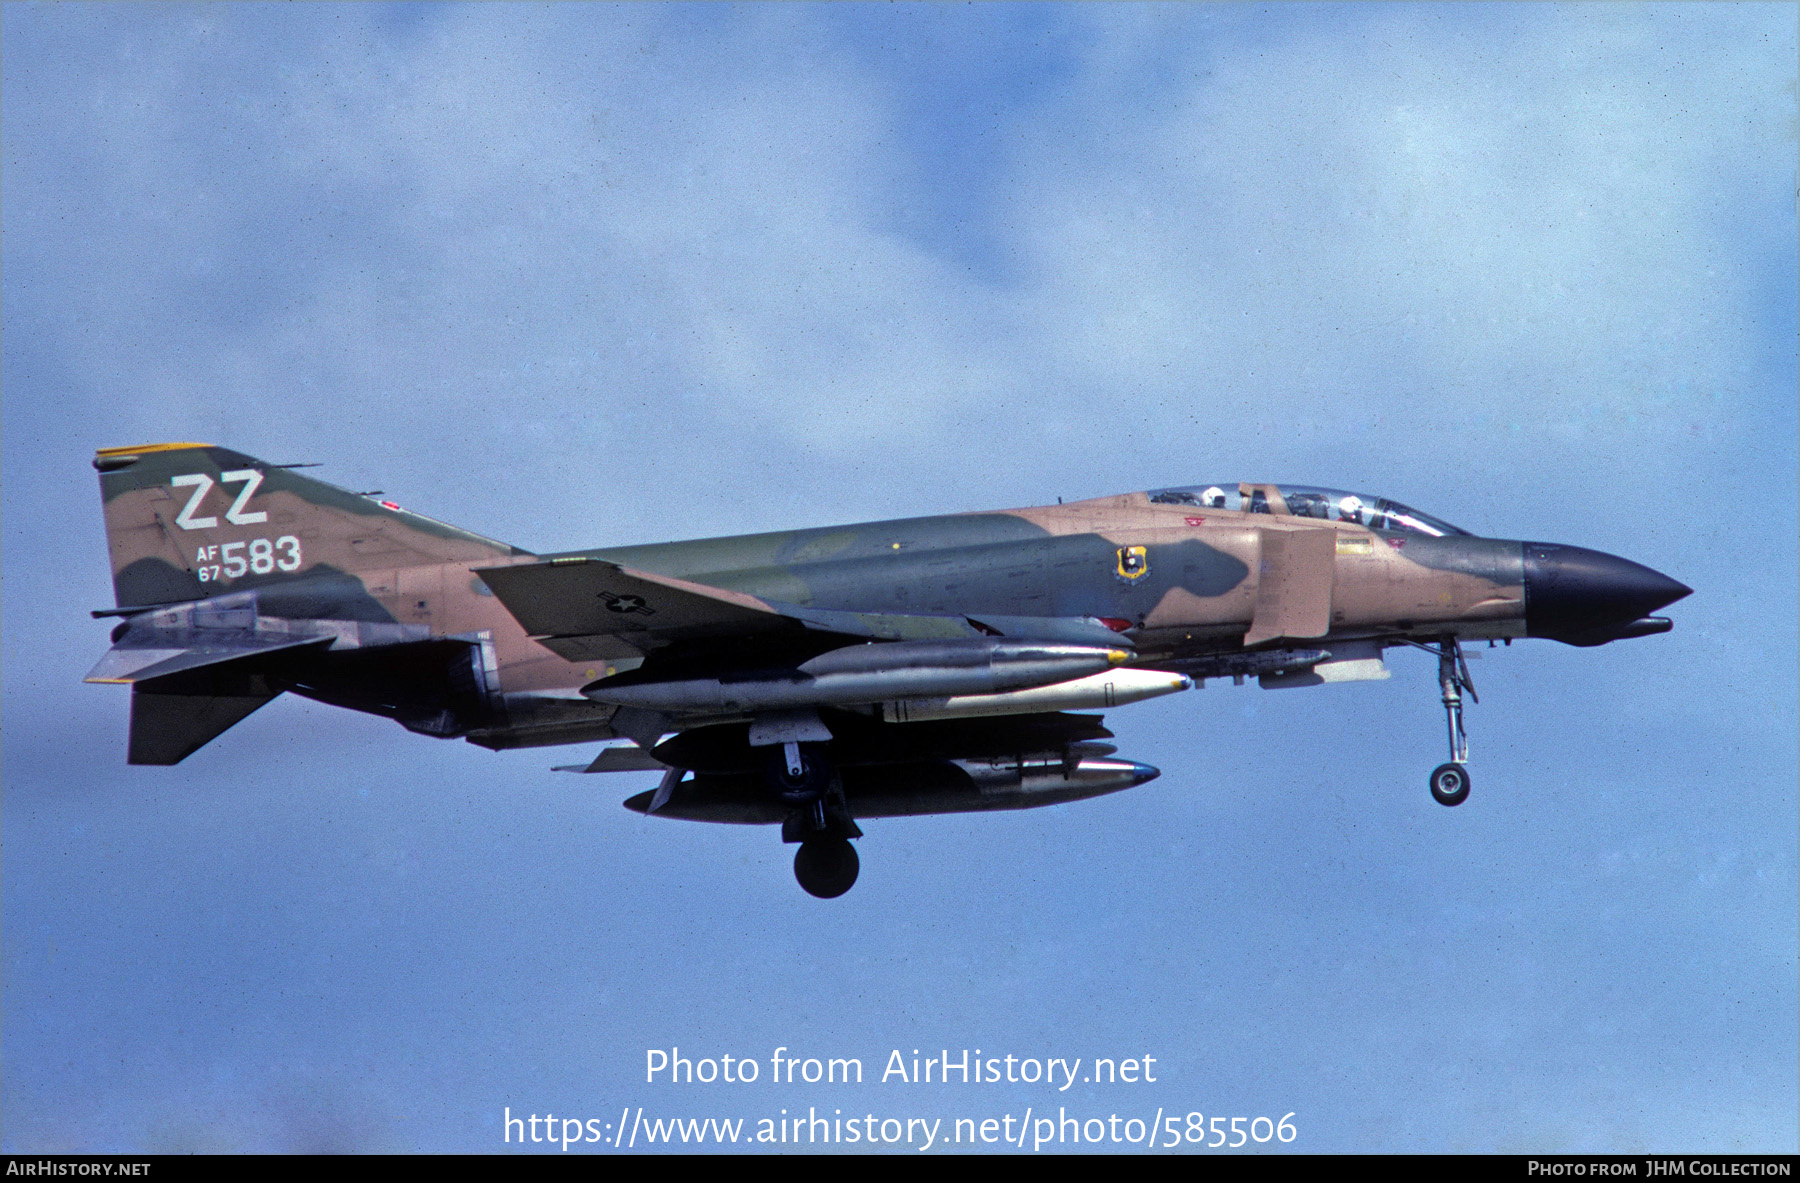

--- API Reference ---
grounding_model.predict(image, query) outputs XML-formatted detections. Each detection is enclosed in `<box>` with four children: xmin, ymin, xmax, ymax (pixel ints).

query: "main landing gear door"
<box><xmin>1243</xmin><ymin>526</ymin><xmax>1336</xmax><ymax>647</ymax></box>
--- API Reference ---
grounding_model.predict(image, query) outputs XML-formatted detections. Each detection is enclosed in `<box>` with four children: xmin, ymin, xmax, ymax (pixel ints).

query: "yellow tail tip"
<box><xmin>94</xmin><ymin>442</ymin><xmax>214</xmax><ymax>457</ymax></box>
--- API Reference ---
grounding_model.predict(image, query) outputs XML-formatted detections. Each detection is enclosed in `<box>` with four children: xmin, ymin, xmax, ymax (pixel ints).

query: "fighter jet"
<box><xmin>87</xmin><ymin>444</ymin><xmax>1691</xmax><ymax>896</ymax></box>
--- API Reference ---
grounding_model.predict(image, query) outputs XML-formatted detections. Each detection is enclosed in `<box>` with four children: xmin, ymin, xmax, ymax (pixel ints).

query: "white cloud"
<box><xmin>1004</xmin><ymin>5</ymin><xmax>1790</xmax><ymax>465</ymax></box>
<box><xmin>7</xmin><ymin>2</ymin><xmax>1791</xmax><ymax>540</ymax></box>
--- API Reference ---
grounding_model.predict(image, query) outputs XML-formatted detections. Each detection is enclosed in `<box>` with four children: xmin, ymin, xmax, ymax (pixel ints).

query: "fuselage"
<box><xmin>314</xmin><ymin>485</ymin><xmax>1679</xmax><ymax>745</ymax></box>
<box><xmin>92</xmin><ymin>446</ymin><xmax>1689</xmax><ymax>755</ymax></box>
<box><xmin>572</xmin><ymin>490</ymin><xmax>1524</xmax><ymax>654</ymax></box>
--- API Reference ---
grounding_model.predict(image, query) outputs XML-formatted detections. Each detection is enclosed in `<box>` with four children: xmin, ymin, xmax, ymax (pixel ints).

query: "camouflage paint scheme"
<box><xmin>88</xmin><ymin>444</ymin><xmax>1687</xmax><ymax>805</ymax></box>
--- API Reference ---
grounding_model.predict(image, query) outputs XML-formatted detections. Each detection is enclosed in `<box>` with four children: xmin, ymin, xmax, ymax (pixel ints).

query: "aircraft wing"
<box><xmin>475</xmin><ymin>558</ymin><xmax>1132</xmax><ymax>660</ymax></box>
<box><xmin>473</xmin><ymin>558</ymin><xmax>800</xmax><ymax>660</ymax></box>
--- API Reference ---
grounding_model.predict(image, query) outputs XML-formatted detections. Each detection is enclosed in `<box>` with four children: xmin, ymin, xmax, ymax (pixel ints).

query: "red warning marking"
<box><xmin>1184</xmin><ymin>516</ymin><xmax>1206</xmax><ymax>527</ymax></box>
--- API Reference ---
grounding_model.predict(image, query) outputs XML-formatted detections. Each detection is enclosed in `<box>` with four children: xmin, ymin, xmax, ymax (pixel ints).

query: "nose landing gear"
<box><xmin>1412</xmin><ymin>636</ymin><xmax>1477</xmax><ymax>807</ymax></box>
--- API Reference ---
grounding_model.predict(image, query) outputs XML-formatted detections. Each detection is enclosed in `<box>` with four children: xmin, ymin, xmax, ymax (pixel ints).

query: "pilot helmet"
<box><xmin>1202</xmin><ymin>486</ymin><xmax>1226</xmax><ymax>509</ymax></box>
<box><xmin>1337</xmin><ymin>495</ymin><xmax>1363</xmax><ymax>523</ymax></box>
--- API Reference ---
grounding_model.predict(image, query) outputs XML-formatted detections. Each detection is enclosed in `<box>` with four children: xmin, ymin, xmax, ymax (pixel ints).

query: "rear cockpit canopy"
<box><xmin>1148</xmin><ymin>483</ymin><xmax>1470</xmax><ymax>537</ymax></box>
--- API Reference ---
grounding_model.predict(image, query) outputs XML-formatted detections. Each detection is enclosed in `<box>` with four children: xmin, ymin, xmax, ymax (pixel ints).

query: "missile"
<box><xmin>879</xmin><ymin>667</ymin><xmax>1192</xmax><ymax>723</ymax></box>
<box><xmin>582</xmin><ymin>638</ymin><xmax>1130</xmax><ymax>714</ymax></box>
<box><xmin>1155</xmin><ymin>648</ymin><xmax>1329</xmax><ymax>682</ymax></box>
<box><xmin>946</xmin><ymin>754</ymin><xmax>1162</xmax><ymax>806</ymax></box>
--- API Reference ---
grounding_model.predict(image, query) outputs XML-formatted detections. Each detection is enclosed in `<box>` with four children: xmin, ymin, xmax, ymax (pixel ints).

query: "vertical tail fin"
<box><xmin>94</xmin><ymin>443</ymin><xmax>523</xmax><ymax>609</ymax></box>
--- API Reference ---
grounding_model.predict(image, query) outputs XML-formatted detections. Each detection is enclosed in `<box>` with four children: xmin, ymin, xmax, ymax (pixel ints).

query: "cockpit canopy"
<box><xmin>1147</xmin><ymin>482</ymin><xmax>1470</xmax><ymax>537</ymax></box>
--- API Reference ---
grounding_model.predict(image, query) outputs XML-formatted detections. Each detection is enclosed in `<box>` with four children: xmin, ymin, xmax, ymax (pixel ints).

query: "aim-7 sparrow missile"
<box><xmin>579</xmin><ymin>638</ymin><xmax>1131</xmax><ymax>714</ymax></box>
<box><xmin>1154</xmin><ymin>648</ymin><xmax>1331</xmax><ymax>683</ymax></box>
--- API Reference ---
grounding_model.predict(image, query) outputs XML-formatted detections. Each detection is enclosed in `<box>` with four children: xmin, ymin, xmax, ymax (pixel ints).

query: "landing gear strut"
<box><xmin>1414</xmin><ymin>636</ymin><xmax>1477</xmax><ymax>807</ymax></box>
<box><xmin>764</xmin><ymin>740</ymin><xmax>863</xmax><ymax>897</ymax></box>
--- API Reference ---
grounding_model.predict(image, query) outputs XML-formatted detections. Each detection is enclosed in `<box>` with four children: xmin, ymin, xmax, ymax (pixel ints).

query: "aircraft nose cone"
<box><xmin>1524</xmin><ymin>543</ymin><xmax>1691</xmax><ymax>644</ymax></box>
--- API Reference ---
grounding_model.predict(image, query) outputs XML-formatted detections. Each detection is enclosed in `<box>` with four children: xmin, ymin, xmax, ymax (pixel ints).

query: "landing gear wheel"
<box><xmin>794</xmin><ymin>837</ymin><xmax>859</xmax><ymax>898</ymax></box>
<box><xmin>1429</xmin><ymin>762</ymin><xmax>1471</xmax><ymax>807</ymax></box>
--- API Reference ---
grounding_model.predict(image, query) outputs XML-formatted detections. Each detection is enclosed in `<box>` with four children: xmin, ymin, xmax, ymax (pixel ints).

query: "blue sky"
<box><xmin>4</xmin><ymin>2</ymin><xmax>1795</xmax><ymax>1153</ymax></box>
